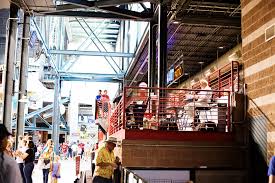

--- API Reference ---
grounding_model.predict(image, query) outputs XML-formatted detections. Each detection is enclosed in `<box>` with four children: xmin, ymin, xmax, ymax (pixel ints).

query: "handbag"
<box><xmin>44</xmin><ymin>159</ymin><xmax>50</xmax><ymax>165</ymax></box>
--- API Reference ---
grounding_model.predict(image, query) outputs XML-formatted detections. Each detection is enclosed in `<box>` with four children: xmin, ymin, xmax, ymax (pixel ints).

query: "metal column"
<box><xmin>2</xmin><ymin>4</ymin><xmax>18</xmax><ymax>131</ymax></box>
<box><xmin>157</xmin><ymin>3</ymin><xmax>167</xmax><ymax>119</ymax></box>
<box><xmin>52</xmin><ymin>17</ymin><xmax>63</xmax><ymax>154</ymax></box>
<box><xmin>16</xmin><ymin>15</ymin><xmax>30</xmax><ymax>144</ymax></box>
<box><xmin>148</xmin><ymin>20</ymin><xmax>157</xmax><ymax>88</ymax></box>
<box><xmin>157</xmin><ymin>3</ymin><xmax>167</xmax><ymax>88</ymax></box>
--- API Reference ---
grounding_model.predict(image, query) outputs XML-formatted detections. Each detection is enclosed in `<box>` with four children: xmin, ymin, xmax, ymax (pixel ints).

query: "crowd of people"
<box><xmin>0</xmin><ymin>125</ymin><xmax>39</xmax><ymax>183</ymax></box>
<box><xmin>0</xmin><ymin>123</ymin><xmax>119</xmax><ymax>183</ymax></box>
<box><xmin>95</xmin><ymin>90</ymin><xmax>111</xmax><ymax>119</ymax></box>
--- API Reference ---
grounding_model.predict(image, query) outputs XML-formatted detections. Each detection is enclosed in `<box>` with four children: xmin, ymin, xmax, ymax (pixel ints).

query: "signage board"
<box><xmin>174</xmin><ymin>65</ymin><xmax>183</xmax><ymax>80</ymax></box>
<box><xmin>76</xmin><ymin>155</ymin><xmax>81</xmax><ymax>176</ymax></box>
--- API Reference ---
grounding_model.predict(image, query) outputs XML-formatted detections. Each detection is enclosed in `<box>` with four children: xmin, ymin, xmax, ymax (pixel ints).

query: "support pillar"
<box><xmin>148</xmin><ymin>20</ymin><xmax>157</xmax><ymax>88</ymax></box>
<box><xmin>121</xmin><ymin>20</ymin><xmax>125</xmax><ymax>72</ymax></box>
<box><xmin>52</xmin><ymin>17</ymin><xmax>63</xmax><ymax>154</ymax></box>
<box><xmin>2</xmin><ymin>3</ymin><xmax>18</xmax><ymax>131</ymax></box>
<box><xmin>157</xmin><ymin>3</ymin><xmax>167</xmax><ymax>118</ymax></box>
<box><xmin>157</xmin><ymin>3</ymin><xmax>167</xmax><ymax>88</ymax></box>
<box><xmin>52</xmin><ymin>75</ymin><xmax>60</xmax><ymax>154</ymax></box>
<box><xmin>16</xmin><ymin>15</ymin><xmax>30</xmax><ymax>146</ymax></box>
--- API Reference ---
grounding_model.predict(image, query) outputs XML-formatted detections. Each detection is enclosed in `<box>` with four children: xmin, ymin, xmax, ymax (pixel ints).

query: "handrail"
<box><xmin>123</xmin><ymin>168</ymin><xmax>148</xmax><ymax>183</ymax></box>
<box><xmin>208</xmin><ymin>61</ymin><xmax>239</xmax><ymax>92</ymax></box>
<box><xmin>109</xmin><ymin>87</ymin><xmax>232</xmax><ymax>135</ymax></box>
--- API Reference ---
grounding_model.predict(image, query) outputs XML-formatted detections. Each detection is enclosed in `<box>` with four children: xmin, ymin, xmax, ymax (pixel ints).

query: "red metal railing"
<box><xmin>191</xmin><ymin>61</ymin><xmax>239</xmax><ymax>92</ymax></box>
<box><xmin>108</xmin><ymin>100</ymin><xmax>124</xmax><ymax>135</ymax></box>
<box><xmin>109</xmin><ymin>87</ymin><xmax>231</xmax><ymax>135</ymax></box>
<box><xmin>208</xmin><ymin>61</ymin><xmax>239</xmax><ymax>92</ymax></box>
<box><xmin>95</xmin><ymin>99</ymin><xmax>111</xmax><ymax>120</ymax></box>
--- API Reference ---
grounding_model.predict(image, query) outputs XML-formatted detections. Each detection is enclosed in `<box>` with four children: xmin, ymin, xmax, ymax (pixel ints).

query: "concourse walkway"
<box><xmin>32</xmin><ymin>158</ymin><xmax>91</xmax><ymax>183</ymax></box>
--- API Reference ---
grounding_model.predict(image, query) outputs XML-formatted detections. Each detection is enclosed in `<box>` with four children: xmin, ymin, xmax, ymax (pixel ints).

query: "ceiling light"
<box><xmin>198</xmin><ymin>62</ymin><xmax>204</xmax><ymax>64</ymax></box>
<box><xmin>218</xmin><ymin>46</ymin><xmax>224</xmax><ymax>49</ymax></box>
<box><xmin>173</xmin><ymin>21</ymin><xmax>180</xmax><ymax>24</ymax></box>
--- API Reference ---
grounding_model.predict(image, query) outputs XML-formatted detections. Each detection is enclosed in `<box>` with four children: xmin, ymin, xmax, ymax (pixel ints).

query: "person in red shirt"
<box><xmin>61</xmin><ymin>143</ymin><xmax>68</xmax><ymax>160</ymax></box>
<box><xmin>78</xmin><ymin>142</ymin><xmax>85</xmax><ymax>159</ymax></box>
<box><xmin>101</xmin><ymin>90</ymin><xmax>110</xmax><ymax>118</ymax></box>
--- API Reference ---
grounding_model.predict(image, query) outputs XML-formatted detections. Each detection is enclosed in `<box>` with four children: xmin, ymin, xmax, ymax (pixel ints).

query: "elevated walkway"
<box><xmin>107</xmin><ymin>86</ymin><xmax>247</xmax><ymax>183</ymax></box>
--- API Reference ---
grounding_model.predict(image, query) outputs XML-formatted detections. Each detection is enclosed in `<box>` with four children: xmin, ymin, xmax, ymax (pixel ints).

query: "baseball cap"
<box><xmin>0</xmin><ymin>124</ymin><xmax>12</xmax><ymax>140</ymax></box>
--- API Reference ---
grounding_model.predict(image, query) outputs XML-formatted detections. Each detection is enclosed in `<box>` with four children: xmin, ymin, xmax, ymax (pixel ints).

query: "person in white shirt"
<box><xmin>184</xmin><ymin>79</ymin><xmax>212</xmax><ymax>130</ymax></box>
<box><xmin>0</xmin><ymin>124</ymin><xmax>23</xmax><ymax>183</ymax></box>
<box><xmin>16</xmin><ymin>138</ymin><xmax>27</xmax><ymax>183</ymax></box>
<box><xmin>71</xmin><ymin>142</ymin><xmax>78</xmax><ymax>158</ymax></box>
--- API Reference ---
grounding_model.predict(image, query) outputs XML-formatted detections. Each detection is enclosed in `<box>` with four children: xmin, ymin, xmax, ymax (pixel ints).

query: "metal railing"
<box><xmin>123</xmin><ymin>168</ymin><xmax>148</xmax><ymax>183</ymax></box>
<box><xmin>191</xmin><ymin>61</ymin><xmax>239</xmax><ymax>93</ymax></box>
<box><xmin>95</xmin><ymin>99</ymin><xmax>111</xmax><ymax>119</ymax></box>
<box><xmin>109</xmin><ymin>87</ymin><xmax>231</xmax><ymax>135</ymax></box>
<box><xmin>208</xmin><ymin>61</ymin><xmax>239</xmax><ymax>92</ymax></box>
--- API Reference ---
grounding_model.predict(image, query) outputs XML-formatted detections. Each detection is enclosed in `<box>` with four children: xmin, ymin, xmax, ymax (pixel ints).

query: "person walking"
<box><xmin>18</xmin><ymin>141</ymin><xmax>35</xmax><ymax>183</ymax></box>
<box><xmin>51</xmin><ymin>155</ymin><xmax>61</xmax><ymax>183</ymax></box>
<box><xmin>16</xmin><ymin>138</ymin><xmax>27</xmax><ymax>183</ymax></box>
<box><xmin>91</xmin><ymin>143</ymin><xmax>99</xmax><ymax>176</ymax></box>
<box><xmin>93</xmin><ymin>137</ymin><xmax>118</xmax><ymax>183</ymax></box>
<box><xmin>39</xmin><ymin>145</ymin><xmax>53</xmax><ymax>183</ymax></box>
<box><xmin>0</xmin><ymin>124</ymin><xmax>23</xmax><ymax>183</ymax></box>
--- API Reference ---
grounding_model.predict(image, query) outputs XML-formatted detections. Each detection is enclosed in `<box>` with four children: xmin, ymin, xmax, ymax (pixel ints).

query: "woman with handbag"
<box><xmin>39</xmin><ymin>145</ymin><xmax>54</xmax><ymax>183</ymax></box>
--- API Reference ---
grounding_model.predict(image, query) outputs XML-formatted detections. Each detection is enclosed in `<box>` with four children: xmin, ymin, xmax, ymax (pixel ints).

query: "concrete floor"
<box><xmin>32</xmin><ymin>158</ymin><xmax>91</xmax><ymax>183</ymax></box>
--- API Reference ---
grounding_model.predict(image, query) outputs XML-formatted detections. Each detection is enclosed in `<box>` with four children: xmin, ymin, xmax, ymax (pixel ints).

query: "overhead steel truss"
<box><xmin>35</xmin><ymin>0</ymin><xmax>154</xmax><ymax>21</ymax></box>
<box><xmin>50</xmin><ymin>50</ymin><xmax>134</xmax><ymax>57</ymax></box>
<box><xmin>59</xmin><ymin>72</ymin><xmax>124</xmax><ymax>82</ymax></box>
<box><xmin>12</xmin><ymin>97</ymin><xmax>70</xmax><ymax>132</ymax></box>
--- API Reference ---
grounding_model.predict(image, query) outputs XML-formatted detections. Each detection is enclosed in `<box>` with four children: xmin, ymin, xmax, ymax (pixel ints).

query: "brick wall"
<box><xmin>121</xmin><ymin>139</ymin><xmax>246</xmax><ymax>169</ymax></box>
<box><xmin>241</xmin><ymin>0</ymin><xmax>275</xmax><ymax>161</ymax></box>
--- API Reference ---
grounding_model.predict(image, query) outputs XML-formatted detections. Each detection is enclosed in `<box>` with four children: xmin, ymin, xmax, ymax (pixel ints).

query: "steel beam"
<box><xmin>140</xmin><ymin>3</ymin><xmax>150</xmax><ymax>12</ymax></box>
<box><xmin>60</xmin><ymin>72</ymin><xmax>124</xmax><ymax>82</ymax></box>
<box><xmin>52</xmin><ymin>17</ymin><xmax>63</xmax><ymax>155</ymax></box>
<box><xmin>61</xmin><ymin>77</ymin><xmax>123</xmax><ymax>82</ymax></box>
<box><xmin>62</xmin><ymin>0</ymin><xmax>156</xmax><ymax>9</ymax></box>
<box><xmin>169</xmin><ymin>0</ymin><xmax>192</xmax><ymax>22</ymax></box>
<box><xmin>80</xmin><ymin>18</ymin><xmax>124</xmax><ymax>73</ymax></box>
<box><xmin>176</xmin><ymin>15</ymin><xmax>241</xmax><ymax>28</ymax></box>
<box><xmin>24</xmin><ymin>126</ymin><xmax>69</xmax><ymax>132</ymax></box>
<box><xmin>50</xmin><ymin>50</ymin><xmax>133</xmax><ymax>57</ymax></box>
<box><xmin>39</xmin><ymin>11</ymin><xmax>150</xmax><ymax>21</ymax></box>
<box><xmin>76</xmin><ymin>18</ymin><xmax>120</xmax><ymax>74</ymax></box>
<box><xmin>37</xmin><ymin>115</ymin><xmax>52</xmax><ymax>127</ymax></box>
<box><xmin>25</xmin><ymin>98</ymin><xmax>69</xmax><ymax>120</ymax></box>
<box><xmin>2</xmin><ymin>4</ymin><xmax>18</xmax><ymax>131</ymax></box>
<box><xmin>32</xmin><ymin>19</ymin><xmax>59</xmax><ymax>75</ymax></box>
<box><xmin>148</xmin><ymin>20</ymin><xmax>157</xmax><ymax>88</ymax></box>
<box><xmin>99</xmin><ymin>6</ymin><xmax>153</xmax><ymax>20</ymax></box>
<box><xmin>158</xmin><ymin>3</ymin><xmax>167</xmax><ymax>88</ymax></box>
<box><xmin>16</xmin><ymin>15</ymin><xmax>30</xmax><ymax>146</ymax></box>
<box><xmin>62</xmin><ymin>20</ymin><xmax>110</xmax><ymax>71</ymax></box>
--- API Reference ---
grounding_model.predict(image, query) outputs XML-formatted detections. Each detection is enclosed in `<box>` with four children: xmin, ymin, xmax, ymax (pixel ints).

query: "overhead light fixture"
<box><xmin>218</xmin><ymin>46</ymin><xmax>224</xmax><ymax>49</ymax></box>
<box><xmin>172</xmin><ymin>20</ymin><xmax>180</xmax><ymax>24</ymax></box>
<box><xmin>18</xmin><ymin>95</ymin><xmax>29</xmax><ymax>103</ymax></box>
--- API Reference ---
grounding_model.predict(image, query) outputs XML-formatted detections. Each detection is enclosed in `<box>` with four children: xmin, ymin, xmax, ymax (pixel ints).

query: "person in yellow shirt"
<box><xmin>93</xmin><ymin>137</ymin><xmax>118</xmax><ymax>183</ymax></box>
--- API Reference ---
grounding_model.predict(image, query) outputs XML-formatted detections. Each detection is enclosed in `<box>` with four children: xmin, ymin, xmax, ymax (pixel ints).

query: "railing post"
<box><xmin>123</xmin><ymin>87</ymin><xmax>126</xmax><ymax>129</ymax></box>
<box><xmin>231</xmin><ymin>61</ymin><xmax>234</xmax><ymax>92</ymax></box>
<box><xmin>236</xmin><ymin>61</ymin><xmax>239</xmax><ymax>92</ymax></box>
<box><xmin>218</xmin><ymin>70</ymin><xmax>221</xmax><ymax>97</ymax></box>
<box><xmin>227</xmin><ymin>91</ymin><xmax>231</xmax><ymax>132</ymax></box>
